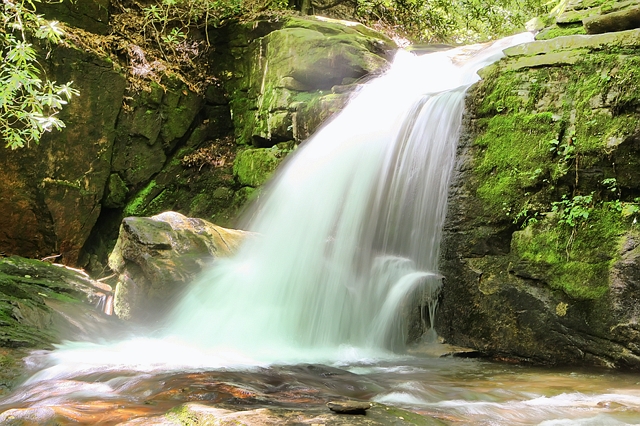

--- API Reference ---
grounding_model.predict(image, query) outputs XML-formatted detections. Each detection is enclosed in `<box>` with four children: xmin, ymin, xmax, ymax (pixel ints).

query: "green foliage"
<box><xmin>551</xmin><ymin>192</ymin><xmax>593</xmax><ymax>227</ymax></box>
<box><xmin>354</xmin><ymin>0</ymin><xmax>551</xmax><ymax>43</ymax></box>
<box><xmin>142</xmin><ymin>0</ymin><xmax>243</xmax><ymax>58</ymax></box>
<box><xmin>1</xmin><ymin>0</ymin><xmax>79</xmax><ymax>149</ymax></box>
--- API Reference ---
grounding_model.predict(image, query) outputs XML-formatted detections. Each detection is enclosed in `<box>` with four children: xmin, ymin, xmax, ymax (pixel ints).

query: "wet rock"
<box><xmin>108</xmin><ymin>212</ymin><xmax>250</xmax><ymax>321</ymax></box>
<box><xmin>584</xmin><ymin>3</ymin><xmax>640</xmax><ymax>34</ymax></box>
<box><xmin>327</xmin><ymin>400</ymin><xmax>372</xmax><ymax>414</ymax></box>
<box><xmin>436</xmin><ymin>29</ymin><xmax>640</xmax><ymax>369</ymax></box>
<box><xmin>0</xmin><ymin>256</ymin><xmax>114</xmax><ymax>348</ymax></box>
<box><xmin>124</xmin><ymin>402</ymin><xmax>444</xmax><ymax>425</ymax></box>
<box><xmin>0</xmin><ymin>407</ymin><xmax>58</xmax><ymax>425</ymax></box>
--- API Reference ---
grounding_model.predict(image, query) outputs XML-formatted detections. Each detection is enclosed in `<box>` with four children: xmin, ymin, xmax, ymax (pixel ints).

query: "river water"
<box><xmin>2</xmin><ymin>349</ymin><xmax>640</xmax><ymax>424</ymax></box>
<box><xmin>3</xmin><ymin>33</ymin><xmax>640</xmax><ymax>425</ymax></box>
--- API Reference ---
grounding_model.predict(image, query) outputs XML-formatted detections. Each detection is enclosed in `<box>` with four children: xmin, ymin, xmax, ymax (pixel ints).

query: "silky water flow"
<box><xmin>4</xmin><ymin>32</ymin><xmax>534</xmax><ymax>387</ymax></box>
<box><xmin>161</xmin><ymin>33</ymin><xmax>535</xmax><ymax>364</ymax></box>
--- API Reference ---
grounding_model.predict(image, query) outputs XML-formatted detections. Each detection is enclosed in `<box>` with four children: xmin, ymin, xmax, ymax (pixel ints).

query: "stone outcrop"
<box><xmin>0</xmin><ymin>45</ymin><xmax>126</xmax><ymax>266</ymax></box>
<box><xmin>437</xmin><ymin>27</ymin><xmax>640</xmax><ymax>368</ymax></box>
<box><xmin>537</xmin><ymin>0</ymin><xmax>640</xmax><ymax>40</ymax></box>
<box><xmin>0</xmin><ymin>10</ymin><xmax>392</xmax><ymax>271</ymax></box>
<box><xmin>108</xmin><ymin>212</ymin><xmax>250</xmax><ymax>321</ymax></box>
<box><xmin>0</xmin><ymin>256</ymin><xmax>113</xmax><ymax>348</ymax></box>
<box><xmin>210</xmin><ymin>15</ymin><xmax>394</xmax><ymax>147</ymax></box>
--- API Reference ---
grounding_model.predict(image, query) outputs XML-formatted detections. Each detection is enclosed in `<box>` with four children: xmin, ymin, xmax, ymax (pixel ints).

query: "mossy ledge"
<box><xmin>437</xmin><ymin>30</ymin><xmax>640</xmax><ymax>369</ymax></box>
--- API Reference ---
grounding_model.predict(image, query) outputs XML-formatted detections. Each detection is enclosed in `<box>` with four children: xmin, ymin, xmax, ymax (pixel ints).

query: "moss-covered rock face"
<box><xmin>211</xmin><ymin>15</ymin><xmax>394</xmax><ymax>147</ymax></box>
<box><xmin>437</xmin><ymin>28</ymin><xmax>640</xmax><ymax>368</ymax></box>
<box><xmin>233</xmin><ymin>145</ymin><xmax>293</xmax><ymax>187</ymax></box>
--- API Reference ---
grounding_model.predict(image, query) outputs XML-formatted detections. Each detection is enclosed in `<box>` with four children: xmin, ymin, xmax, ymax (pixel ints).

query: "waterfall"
<box><xmin>160</xmin><ymin>33</ymin><xmax>534</xmax><ymax>363</ymax></box>
<box><xmin>20</xmin><ymin>33</ymin><xmax>534</xmax><ymax>380</ymax></box>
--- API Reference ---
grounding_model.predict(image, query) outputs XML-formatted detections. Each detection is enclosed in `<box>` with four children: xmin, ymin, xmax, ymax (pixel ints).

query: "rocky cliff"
<box><xmin>438</xmin><ymin>1</ymin><xmax>640</xmax><ymax>368</ymax></box>
<box><xmin>0</xmin><ymin>6</ymin><xmax>393</xmax><ymax>270</ymax></box>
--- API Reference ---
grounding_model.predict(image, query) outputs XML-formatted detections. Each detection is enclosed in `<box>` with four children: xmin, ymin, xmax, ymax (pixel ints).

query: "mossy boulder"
<box><xmin>536</xmin><ymin>0</ymin><xmax>640</xmax><ymax>41</ymax></box>
<box><xmin>212</xmin><ymin>15</ymin><xmax>394</xmax><ymax>147</ymax></box>
<box><xmin>437</xmin><ymin>29</ymin><xmax>640</xmax><ymax>368</ymax></box>
<box><xmin>108</xmin><ymin>212</ymin><xmax>250</xmax><ymax>322</ymax></box>
<box><xmin>233</xmin><ymin>146</ymin><xmax>291</xmax><ymax>187</ymax></box>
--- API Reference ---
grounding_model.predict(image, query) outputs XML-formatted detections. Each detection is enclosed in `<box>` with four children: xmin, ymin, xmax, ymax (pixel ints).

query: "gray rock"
<box><xmin>108</xmin><ymin>212</ymin><xmax>250</xmax><ymax>321</ymax></box>
<box><xmin>584</xmin><ymin>3</ymin><xmax>640</xmax><ymax>34</ymax></box>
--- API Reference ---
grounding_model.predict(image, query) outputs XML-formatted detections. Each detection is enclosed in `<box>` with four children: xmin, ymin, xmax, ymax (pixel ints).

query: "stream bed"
<box><xmin>1</xmin><ymin>348</ymin><xmax>640</xmax><ymax>425</ymax></box>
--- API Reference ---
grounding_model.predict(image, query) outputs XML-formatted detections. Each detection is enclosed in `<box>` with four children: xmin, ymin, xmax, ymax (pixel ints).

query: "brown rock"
<box><xmin>327</xmin><ymin>400</ymin><xmax>372</xmax><ymax>414</ymax></box>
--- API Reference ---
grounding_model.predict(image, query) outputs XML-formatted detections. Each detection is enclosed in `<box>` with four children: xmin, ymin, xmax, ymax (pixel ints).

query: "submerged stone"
<box><xmin>327</xmin><ymin>400</ymin><xmax>372</xmax><ymax>414</ymax></box>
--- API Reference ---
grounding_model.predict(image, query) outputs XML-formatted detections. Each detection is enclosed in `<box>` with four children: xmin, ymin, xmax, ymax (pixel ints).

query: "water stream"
<box><xmin>3</xmin><ymin>33</ymin><xmax>640</xmax><ymax>424</ymax></box>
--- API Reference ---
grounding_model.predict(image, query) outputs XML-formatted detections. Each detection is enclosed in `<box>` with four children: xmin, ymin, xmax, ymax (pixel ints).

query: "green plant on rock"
<box><xmin>142</xmin><ymin>0</ymin><xmax>243</xmax><ymax>58</ymax></box>
<box><xmin>1</xmin><ymin>0</ymin><xmax>79</xmax><ymax>149</ymax></box>
<box><xmin>551</xmin><ymin>192</ymin><xmax>594</xmax><ymax>228</ymax></box>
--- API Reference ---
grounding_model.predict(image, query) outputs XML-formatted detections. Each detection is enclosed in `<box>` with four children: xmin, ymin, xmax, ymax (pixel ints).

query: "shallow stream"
<box><xmin>2</xmin><ymin>348</ymin><xmax>640</xmax><ymax>425</ymax></box>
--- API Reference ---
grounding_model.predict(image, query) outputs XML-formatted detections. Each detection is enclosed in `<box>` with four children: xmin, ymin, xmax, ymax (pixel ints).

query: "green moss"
<box><xmin>474</xmin><ymin>112</ymin><xmax>562</xmax><ymax>215</ymax></box>
<box><xmin>233</xmin><ymin>148</ymin><xmax>284</xmax><ymax>187</ymax></box>
<box><xmin>477</xmin><ymin>70</ymin><xmax>529</xmax><ymax>115</ymax></box>
<box><xmin>123</xmin><ymin>180</ymin><xmax>157</xmax><ymax>217</ymax></box>
<box><xmin>536</xmin><ymin>24</ymin><xmax>587</xmax><ymax>41</ymax></box>
<box><xmin>512</xmin><ymin>207</ymin><xmax>627</xmax><ymax>299</ymax></box>
<box><xmin>566</xmin><ymin>55</ymin><xmax>640</xmax><ymax>153</ymax></box>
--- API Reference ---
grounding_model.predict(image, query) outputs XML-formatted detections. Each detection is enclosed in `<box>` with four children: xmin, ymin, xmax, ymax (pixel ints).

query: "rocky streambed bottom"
<box><xmin>1</xmin><ymin>353</ymin><xmax>640</xmax><ymax>425</ymax></box>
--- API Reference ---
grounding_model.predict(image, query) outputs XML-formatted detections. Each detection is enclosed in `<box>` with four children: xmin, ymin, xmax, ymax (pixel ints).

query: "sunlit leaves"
<box><xmin>355</xmin><ymin>0</ymin><xmax>551</xmax><ymax>43</ymax></box>
<box><xmin>36</xmin><ymin>20</ymin><xmax>65</xmax><ymax>44</ymax></box>
<box><xmin>1</xmin><ymin>1</ymin><xmax>78</xmax><ymax>149</ymax></box>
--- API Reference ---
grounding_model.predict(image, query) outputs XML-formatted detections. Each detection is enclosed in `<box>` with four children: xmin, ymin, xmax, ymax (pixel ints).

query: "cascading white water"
<box><xmin>17</xmin><ymin>33</ymin><xmax>535</xmax><ymax>382</ymax></box>
<box><xmin>158</xmin><ymin>32</ymin><xmax>535</xmax><ymax>363</ymax></box>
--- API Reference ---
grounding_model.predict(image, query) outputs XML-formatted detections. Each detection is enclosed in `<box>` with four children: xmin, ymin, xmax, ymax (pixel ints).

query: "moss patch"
<box><xmin>511</xmin><ymin>206</ymin><xmax>628</xmax><ymax>299</ymax></box>
<box><xmin>536</xmin><ymin>24</ymin><xmax>587</xmax><ymax>41</ymax></box>
<box><xmin>233</xmin><ymin>147</ymin><xmax>287</xmax><ymax>187</ymax></box>
<box><xmin>474</xmin><ymin>112</ymin><xmax>563</xmax><ymax>216</ymax></box>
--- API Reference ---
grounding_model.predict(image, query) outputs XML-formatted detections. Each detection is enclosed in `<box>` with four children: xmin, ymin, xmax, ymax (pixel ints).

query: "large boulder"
<box><xmin>0</xmin><ymin>45</ymin><xmax>126</xmax><ymax>266</ymax></box>
<box><xmin>108</xmin><ymin>212</ymin><xmax>250</xmax><ymax>321</ymax></box>
<box><xmin>211</xmin><ymin>15</ymin><xmax>395</xmax><ymax>147</ymax></box>
<box><xmin>437</xmin><ymin>28</ymin><xmax>640</xmax><ymax>368</ymax></box>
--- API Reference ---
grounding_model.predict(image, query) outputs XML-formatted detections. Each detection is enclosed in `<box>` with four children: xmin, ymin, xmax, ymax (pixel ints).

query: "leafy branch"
<box><xmin>1</xmin><ymin>0</ymin><xmax>79</xmax><ymax>149</ymax></box>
